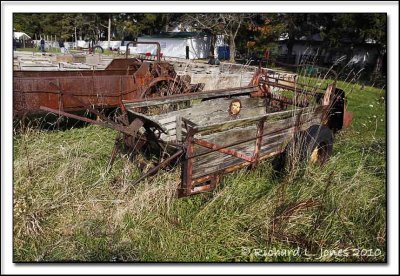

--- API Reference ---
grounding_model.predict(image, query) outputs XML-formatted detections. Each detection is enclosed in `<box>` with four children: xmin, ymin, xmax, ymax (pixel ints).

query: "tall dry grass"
<box><xmin>13</xmin><ymin>58</ymin><xmax>386</xmax><ymax>261</ymax></box>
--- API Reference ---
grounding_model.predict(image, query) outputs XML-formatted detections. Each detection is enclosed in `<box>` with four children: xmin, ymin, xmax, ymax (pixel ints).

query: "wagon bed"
<box><xmin>123</xmin><ymin>83</ymin><xmax>328</xmax><ymax>196</ymax></box>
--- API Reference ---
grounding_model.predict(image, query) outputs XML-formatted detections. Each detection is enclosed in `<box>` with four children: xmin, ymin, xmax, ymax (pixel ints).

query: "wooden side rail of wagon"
<box><xmin>178</xmin><ymin>106</ymin><xmax>325</xmax><ymax>196</ymax></box>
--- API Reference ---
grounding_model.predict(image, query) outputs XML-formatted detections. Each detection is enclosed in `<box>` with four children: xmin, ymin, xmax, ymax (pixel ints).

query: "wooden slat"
<box><xmin>192</xmin><ymin>141</ymin><xmax>255</xmax><ymax>178</ymax></box>
<box><xmin>157</xmin><ymin>115</ymin><xmax>176</xmax><ymax>125</ymax></box>
<box><xmin>192</xmin><ymin>126</ymin><xmax>293</xmax><ymax>167</ymax></box>
<box><xmin>160</xmin><ymin>133</ymin><xmax>176</xmax><ymax>142</ymax></box>
<box><xmin>188</xmin><ymin>107</ymin><xmax>266</xmax><ymax>127</ymax></box>
<box><xmin>176</xmin><ymin>115</ymin><xmax>182</xmax><ymax>142</ymax></box>
<box><xmin>193</xmin><ymin>125</ymin><xmax>257</xmax><ymax>155</ymax></box>
<box><xmin>151</xmin><ymin>96</ymin><xmax>264</xmax><ymax>123</ymax></box>
<box><xmin>193</xmin><ymin>106</ymin><xmax>322</xmax><ymax>134</ymax></box>
<box><xmin>190</xmin><ymin>110</ymin><xmax>324</xmax><ymax>178</ymax></box>
<box><xmin>151</xmin><ymin>97</ymin><xmax>267</xmax><ymax>137</ymax></box>
<box><xmin>163</xmin><ymin>122</ymin><xmax>177</xmax><ymax>131</ymax></box>
<box><xmin>166</xmin><ymin>128</ymin><xmax>176</xmax><ymax>135</ymax></box>
<box><xmin>127</xmin><ymin>110</ymin><xmax>167</xmax><ymax>133</ymax></box>
<box><xmin>192</xmin><ymin>140</ymin><xmax>284</xmax><ymax>178</ymax></box>
<box><xmin>150</xmin><ymin>99</ymin><xmax>226</xmax><ymax>123</ymax></box>
<box><xmin>123</xmin><ymin>86</ymin><xmax>259</xmax><ymax>109</ymax></box>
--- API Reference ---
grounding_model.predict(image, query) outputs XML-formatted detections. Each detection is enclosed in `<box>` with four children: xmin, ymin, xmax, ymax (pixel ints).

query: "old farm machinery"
<box><xmin>38</xmin><ymin>62</ymin><xmax>353</xmax><ymax>197</ymax></box>
<box><xmin>13</xmin><ymin>42</ymin><xmax>203</xmax><ymax>118</ymax></box>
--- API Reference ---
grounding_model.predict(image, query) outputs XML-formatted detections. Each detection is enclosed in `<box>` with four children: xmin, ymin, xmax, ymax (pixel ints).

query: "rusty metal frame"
<box><xmin>13</xmin><ymin>51</ymin><xmax>199</xmax><ymax>118</ymax></box>
<box><xmin>179</xmin><ymin>126</ymin><xmax>196</xmax><ymax>197</ymax></box>
<box><xmin>192</xmin><ymin>138</ymin><xmax>254</xmax><ymax>162</ymax></box>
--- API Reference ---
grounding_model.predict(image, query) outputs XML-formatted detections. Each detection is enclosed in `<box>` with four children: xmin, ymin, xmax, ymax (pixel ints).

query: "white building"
<box><xmin>120</xmin><ymin>32</ymin><xmax>226</xmax><ymax>59</ymax></box>
<box><xmin>14</xmin><ymin>31</ymin><xmax>31</xmax><ymax>40</ymax></box>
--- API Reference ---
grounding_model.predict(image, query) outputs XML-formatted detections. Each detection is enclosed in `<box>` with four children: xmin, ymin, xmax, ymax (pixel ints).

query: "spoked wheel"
<box><xmin>142</xmin><ymin>79</ymin><xmax>187</xmax><ymax>115</ymax></box>
<box><xmin>106</xmin><ymin>115</ymin><xmax>147</xmax><ymax>172</ymax></box>
<box><xmin>153</xmin><ymin>81</ymin><xmax>174</xmax><ymax>97</ymax></box>
<box><xmin>89</xmin><ymin>45</ymin><xmax>104</xmax><ymax>54</ymax></box>
<box><xmin>143</xmin><ymin>79</ymin><xmax>184</xmax><ymax>98</ymax></box>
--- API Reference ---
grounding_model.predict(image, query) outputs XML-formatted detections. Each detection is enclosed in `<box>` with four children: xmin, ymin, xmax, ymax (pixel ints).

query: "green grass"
<box><xmin>13</xmin><ymin>81</ymin><xmax>386</xmax><ymax>262</ymax></box>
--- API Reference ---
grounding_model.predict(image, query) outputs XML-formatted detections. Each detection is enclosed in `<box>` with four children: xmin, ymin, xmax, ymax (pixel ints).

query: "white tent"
<box><xmin>14</xmin><ymin>32</ymin><xmax>31</xmax><ymax>40</ymax></box>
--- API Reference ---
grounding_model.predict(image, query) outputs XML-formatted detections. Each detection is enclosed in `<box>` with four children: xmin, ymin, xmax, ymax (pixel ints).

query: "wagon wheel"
<box><xmin>142</xmin><ymin>78</ymin><xmax>187</xmax><ymax>114</ymax></box>
<box><xmin>107</xmin><ymin>111</ymin><xmax>150</xmax><ymax>167</ymax></box>
<box><xmin>149</xmin><ymin>80</ymin><xmax>174</xmax><ymax>97</ymax></box>
<box><xmin>89</xmin><ymin>45</ymin><xmax>104</xmax><ymax>54</ymax></box>
<box><xmin>305</xmin><ymin>125</ymin><xmax>333</xmax><ymax>166</ymax></box>
<box><xmin>272</xmin><ymin>125</ymin><xmax>333</xmax><ymax>176</ymax></box>
<box><xmin>142</xmin><ymin>78</ymin><xmax>185</xmax><ymax>98</ymax></box>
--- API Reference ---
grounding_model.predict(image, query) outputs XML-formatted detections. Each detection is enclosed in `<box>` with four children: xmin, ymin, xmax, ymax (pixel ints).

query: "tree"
<box><xmin>59</xmin><ymin>14</ymin><xmax>75</xmax><ymax>41</ymax></box>
<box><xmin>276</xmin><ymin>14</ymin><xmax>321</xmax><ymax>59</ymax></box>
<box><xmin>243</xmin><ymin>14</ymin><xmax>286</xmax><ymax>58</ymax></box>
<box><xmin>182</xmin><ymin>13</ymin><xmax>254</xmax><ymax>63</ymax></box>
<box><xmin>318</xmin><ymin>13</ymin><xmax>387</xmax><ymax>76</ymax></box>
<box><xmin>97</xmin><ymin>14</ymin><xmax>113</xmax><ymax>48</ymax></box>
<box><xmin>218</xmin><ymin>14</ymin><xmax>255</xmax><ymax>63</ymax></box>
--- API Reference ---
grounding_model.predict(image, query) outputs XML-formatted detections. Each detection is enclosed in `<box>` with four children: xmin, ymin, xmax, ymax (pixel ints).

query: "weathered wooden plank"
<box><xmin>127</xmin><ymin>110</ymin><xmax>168</xmax><ymax>133</ymax></box>
<box><xmin>168</xmin><ymin>109</ymin><xmax>320</xmax><ymax>149</ymax></box>
<box><xmin>193</xmin><ymin>126</ymin><xmax>257</xmax><ymax>155</ymax></box>
<box><xmin>190</xmin><ymin>113</ymin><xmax>323</xmax><ymax>178</ymax></box>
<box><xmin>192</xmin><ymin>126</ymin><xmax>293</xmax><ymax>166</ymax></box>
<box><xmin>189</xmin><ymin>107</ymin><xmax>266</xmax><ymax>126</ymax></box>
<box><xmin>193</xmin><ymin>115</ymin><xmax>298</xmax><ymax>145</ymax></box>
<box><xmin>192</xmin><ymin>142</ymin><xmax>255</xmax><ymax>178</ymax></box>
<box><xmin>192</xmin><ymin>140</ymin><xmax>284</xmax><ymax>178</ymax></box>
<box><xmin>151</xmin><ymin>97</ymin><xmax>267</xmax><ymax>132</ymax></box>
<box><xmin>151</xmin><ymin>96</ymin><xmax>265</xmax><ymax>123</ymax></box>
<box><xmin>193</xmin><ymin>106</ymin><xmax>323</xmax><ymax>135</ymax></box>
<box><xmin>192</xmin><ymin>126</ymin><xmax>293</xmax><ymax>168</ymax></box>
<box><xmin>123</xmin><ymin>86</ymin><xmax>259</xmax><ymax>109</ymax></box>
<box><xmin>166</xmin><ymin>128</ymin><xmax>176</xmax><ymax>136</ymax></box>
<box><xmin>157</xmin><ymin>115</ymin><xmax>176</xmax><ymax>125</ymax></box>
<box><xmin>151</xmin><ymin>100</ymin><xmax>226</xmax><ymax>124</ymax></box>
<box><xmin>175</xmin><ymin>118</ymin><xmax>293</xmax><ymax>146</ymax></box>
<box><xmin>163</xmin><ymin>122</ymin><xmax>177</xmax><ymax>131</ymax></box>
<box><xmin>176</xmin><ymin>115</ymin><xmax>182</xmax><ymax>142</ymax></box>
<box><xmin>160</xmin><ymin>133</ymin><xmax>176</xmax><ymax>142</ymax></box>
<box><xmin>195</xmin><ymin>139</ymin><xmax>282</xmax><ymax>174</ymax></box>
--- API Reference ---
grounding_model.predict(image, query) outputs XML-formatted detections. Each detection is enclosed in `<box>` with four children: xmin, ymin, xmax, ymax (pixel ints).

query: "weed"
<box><xmin>13</xmin><ymin>80</ymin><xmax>386</xmax><ymax>262</ymax></box>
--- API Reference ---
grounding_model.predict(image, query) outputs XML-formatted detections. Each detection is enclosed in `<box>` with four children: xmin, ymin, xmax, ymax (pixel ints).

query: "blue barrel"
<box><xmin>217</xmin><ymin>46</ymin><xmax>230</xmax><ymax>60</ymax></box>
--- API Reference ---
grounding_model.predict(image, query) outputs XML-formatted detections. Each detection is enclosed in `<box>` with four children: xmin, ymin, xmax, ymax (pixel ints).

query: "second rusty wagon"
<box><xmin>13</xmin><ymin>42</ymin><xmax>203</xmax><ymax>118</ymax></box>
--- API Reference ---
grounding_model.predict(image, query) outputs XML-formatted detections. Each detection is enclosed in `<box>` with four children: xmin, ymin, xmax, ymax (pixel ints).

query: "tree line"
<box><xmin>14</xmin><ymin>13</ymin><xmax>386</xmax><ymax>67</ymax></box>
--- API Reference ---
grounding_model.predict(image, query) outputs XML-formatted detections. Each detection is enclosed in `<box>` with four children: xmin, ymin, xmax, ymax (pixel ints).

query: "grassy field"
<box><xmin>13</xmin><ymin>80</ymin><xmax>386</xmax><ymax>262</ymax></box>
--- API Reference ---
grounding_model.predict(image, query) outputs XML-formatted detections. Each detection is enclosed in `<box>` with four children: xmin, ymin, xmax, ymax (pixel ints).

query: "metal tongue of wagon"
<box><xmin>39</xmin><ymin>63</ymin><xmax>353</xmax><ymax>198</ymax></box>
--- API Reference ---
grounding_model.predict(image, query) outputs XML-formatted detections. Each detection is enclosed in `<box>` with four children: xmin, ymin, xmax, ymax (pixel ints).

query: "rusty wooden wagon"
<box><xmin>41</xmin><ymin>65</ymin><xmax>352</xmax><ymax>197</ymax></box>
